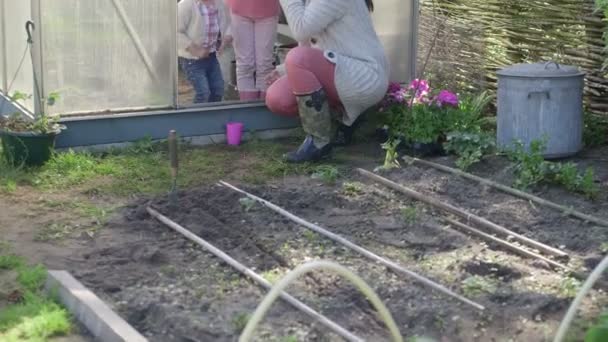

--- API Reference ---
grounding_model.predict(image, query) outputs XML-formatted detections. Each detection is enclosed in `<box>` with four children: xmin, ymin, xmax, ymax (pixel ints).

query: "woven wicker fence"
<box><xmin>416</xmin><ymin>0</ymin><xmax>608</xmax><ymax>116</ymax></box>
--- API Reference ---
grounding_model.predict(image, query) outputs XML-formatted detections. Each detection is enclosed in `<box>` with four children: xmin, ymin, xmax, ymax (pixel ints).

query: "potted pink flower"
<box><xmin>379</xmin><ymin>79</ymin><xmax>460</xmax><ymax>157</ymax></box>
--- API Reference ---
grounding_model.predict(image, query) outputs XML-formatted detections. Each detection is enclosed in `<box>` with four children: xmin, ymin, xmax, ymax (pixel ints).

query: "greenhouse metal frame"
<box><xmin>0</xmin><ymin>0</ymin><xmax>418</xmax><ymax>148</ymax></box>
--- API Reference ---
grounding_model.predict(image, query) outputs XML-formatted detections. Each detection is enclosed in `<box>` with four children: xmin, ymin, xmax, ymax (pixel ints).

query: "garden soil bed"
<box><xmin>68</xmin><ymin>150</ymin><xmax>608</xmax><ymax>341</ymax></box>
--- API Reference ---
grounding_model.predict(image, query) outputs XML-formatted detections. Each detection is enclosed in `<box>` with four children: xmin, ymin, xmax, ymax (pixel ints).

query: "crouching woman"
<box><xmin>265</xmin><ymin>0</ymin><xmax>389</xmax><ymax>163</ymax></box>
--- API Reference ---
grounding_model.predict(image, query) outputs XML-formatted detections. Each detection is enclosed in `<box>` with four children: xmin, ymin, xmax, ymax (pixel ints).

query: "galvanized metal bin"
<box><xmin>496</xmin><ymin>62</ymin><xmax>585</xmax><ymax>158</ymax></box>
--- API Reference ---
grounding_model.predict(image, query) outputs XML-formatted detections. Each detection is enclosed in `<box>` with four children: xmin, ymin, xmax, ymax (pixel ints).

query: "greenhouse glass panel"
<box><xmin>39</xmin><ymin>0</ymin><xmax>176</xmax><ymax>115</ymax></box>
<box><xmin>4</xmin><ymin>0</ymin><xmax>35</xmax><ymax>111</ymax></box>
<box><xmin>0</xmin><ymin>0</ymin><xmax>5</xmax><ymax>92</ymax></box>
<box><xmin>371</xmin><ymin>0</ymin><xmax>417</xmax><ymax>82</ymax></box>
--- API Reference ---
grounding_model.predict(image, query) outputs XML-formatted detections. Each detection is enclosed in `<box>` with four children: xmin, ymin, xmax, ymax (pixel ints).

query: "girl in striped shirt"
<box><xmin>177</xmin><ymin>0</ymin><xmax>232</xmax><ymax>103</ymax></box>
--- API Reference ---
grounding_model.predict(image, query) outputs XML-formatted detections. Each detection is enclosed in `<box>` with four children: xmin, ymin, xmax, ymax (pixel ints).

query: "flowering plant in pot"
<box><xmin>0</xmin><ymin>91</ymin><xmax>65</xmax><ymax>167</ymax></box>
<box><xmin>379</xmin><ymin>79</ymin><xmax>460</xmax><ymax>164</ymax></box>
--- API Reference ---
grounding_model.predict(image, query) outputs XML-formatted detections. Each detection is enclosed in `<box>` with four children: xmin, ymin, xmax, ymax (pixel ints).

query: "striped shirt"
<box><xmin>198</xmin><ymin>1</ymin><xmax>220</xmax><ymax>52</ymax></box>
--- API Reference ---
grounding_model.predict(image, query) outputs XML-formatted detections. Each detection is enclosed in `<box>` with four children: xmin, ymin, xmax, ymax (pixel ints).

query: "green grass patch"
<box><xmin>34</xmin><ymin>222</ymin><xmax>101</xmax><ymax>242</ymax></box>
<box><xmin>0</xmin><ymin>255</ymin><xmax>25</xmax><ymax>270</ymax></box>
<box><xmin>33</xmin><ymin>198</ymin><xmax>114</xmax><ymax>242</ymax></box>
<box><xmin>32</xmin><ymin>150</ymin><xmax>117</xmax><ymax>189</ymax></box>
<box><xmin>0</xmin><ymin>254</ymin><xmax>72</xmax><ymax>341</ymax></box>
<box><xmin>38</xmin><ymin>198</ymin><xmax>112</xmax><ymax>217</ymax></box>
<box><xmin>1</xmin><ymin>137</ymin><xmax>325</xmax><ymax>196</ymax></box>
<box><xmin>16</xmin><ymin>265</ymin><xmax>47</xmax><ymax>293</ymax></box>
<box><xmin>1</xmin><ymin>305</ymin><xmax>71</xmax><ymax>342</ymax></box>
<box><xmin>0</xmin><ymin>241</ymin><xmax>12</xmax><ymax>255</ymax></box>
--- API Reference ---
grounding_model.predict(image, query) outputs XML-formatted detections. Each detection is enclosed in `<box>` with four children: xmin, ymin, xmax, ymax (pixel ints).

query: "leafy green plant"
<box><xmin>0</xmin><ymin>255</ymin><xmax>25</xmax><ymax>270</ymax></box>
<box><xmin>395</xmin><ymin>91</ymin><xmax>492</xmax><ymax>144</ymax></box>
<box><xmin>380</xmin><ymin>84</ymin><xmax>493</xmax><ymax>168</ymax></box>
<box><xmin>506</xmin><ymin>139</ymin><xmax>599</xmax><ymax>198</ymax></box>
<box><xmin>311</xmin><ymin>165</ymin><xmax>339</xmax><ymax>184</ymax></box>
<box><xmin>446</xmin><ymin>91</ymin><xmax>494</xmax><ymax>133</ymax></box>
<box><xmin>457</xmin><ymin>91</ymin><xmax>494</xmax><ymax>119</ymax></box>
<box><xmin>342</xmin><ymin>182</ymin><xmax>364</xmax><ymax>196</ymax></box>
<box><xmin>555</xmin><ymin>162</ymin><xmax>579</xmax><ymax>191</ymax></box>
<box><xmin>583</xmin><ymin>112</ymin><xmax>608</xmax><ymax>148</ymax></box>
<box><xmin>380</xmin><ymin>139</ymin><xmax>401</xmax><ymax>169</ymax></box>
<box><xmin>402</xmin><ymin>104</ymin><xmax>447</xmax><ymax>144</ymax></box>
<box><xmin>232</xmin><ymin>312</ymin><xmax>251</xmax><ymax>333</ymax></box>
<box><xmin>507</xmin><ymin>139</ymin><xmax>548</xmax><ymax>189</ymax></box>
<box><xmin>401</xmin><ymin>206</ymin><xmax>418</xmax><ymax>224</ymax></box>
<box><xmin>599</xmin><ymin>0</ymin><xmax>608</xmax><ymax>16</ymax></box>
<box><xmin>302</xmin><ymin>230</ymin><xmax>320</xmax><ymax>244</ymax></box>
<box><xmin>585</xmin><ymin>310</ymin><xmax>608</xmax><ymax>342</ymax></box>
<box><xmin>9</xmin><ymin>91</ymin><xmax>31</xmax><ymax>103</ymax></box>
<box><xmin>239</xmin><ymin>197</ymin><xmax>256</xmax><ymax>212</ymax></box>
<box><xmin>0</xmin><ymin>91</ymin><xmax>64</xmax><ymax>135</ymax></box>
<box><xmin>4</xmin><ymin>180</ymin><xmax>17</xmax><ymax>193</ymax></box>
<box><xmin>444</xmin><ymin>131</ymin><xmax>496</xmax><ymax>170</ymax></box>
<box><xmin>461</xmin><ymin>276</ymin><xmax>498</xmax><ymax>296</ymax></box>
<box><xmin>596</xmin><ymin>0</ymin><xmax>608</xmax><ymax>70</ymax></box>
<box><xmin>261</xmin><ymin>269</ymin><xmax>282</xmax><ymax>284</ymax></box>
<box><xmin>558</xmin><ymin>277</ymin><xmax>581</xmax><ymax>298</ymax></box>
<box><xmin>385</xmin><ymin>102</ymin><xmax>476</xmax><ymax>145</ymax></box>
<box><xmin>579</xmin><ymin>168</ymin><xmax>599</xmax><ymax>198</ymax></box>
<box><xmin>282</xmin><ymin>335</ymin><xmax>299</xmax><ymax>342</ymax></box>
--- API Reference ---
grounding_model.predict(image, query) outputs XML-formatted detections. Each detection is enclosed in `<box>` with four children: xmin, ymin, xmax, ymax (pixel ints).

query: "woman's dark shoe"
<box><xmin>284</xmin><ymin>135</ymin><xmax>332</xmax><ymax>163</ymax></box>
<box><xmin>334</xmin><ymin>115</ymin><xmax>365</xmax><ymax>146</ymax></box>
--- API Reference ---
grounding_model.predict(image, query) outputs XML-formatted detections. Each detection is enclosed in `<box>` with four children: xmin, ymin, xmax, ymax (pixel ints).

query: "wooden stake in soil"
<box><xmin>356</xmin><ymin>168</ymin><xmax>568</xmax><ymax>258</ymax></box>
<box><xmin>146</xmin><ymin>207</ymin><xmax>363</xmax><ymax>342</ymax></box>
<box><xmin>218</xmin><ymin>181</ymin><xmax>485</xmax><ymax>311</ymax></box>
<box><xmin>406</xmin><ymin>157</ymin><xmax>608</xmax><ymax>228</ymax></box>
<box><xmin>443</xmin><ymin>217</ymin><xmax>571</xmax><ymax>272</ymax></box>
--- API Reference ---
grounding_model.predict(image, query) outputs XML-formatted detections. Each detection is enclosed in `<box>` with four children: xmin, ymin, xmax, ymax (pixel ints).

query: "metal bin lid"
<box><xmin>497</xmin><ymin>61</ymin><xmax>585</xmax><ymax>78</ymax></box>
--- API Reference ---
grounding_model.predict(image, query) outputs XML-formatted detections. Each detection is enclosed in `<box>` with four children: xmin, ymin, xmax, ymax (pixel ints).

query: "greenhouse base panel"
<box><xmin>57</xmin><ymin>104</ymin><xmax>299</xmax><ymax>149</ymax></box>
<box><xmin>2</xmin><ymin>100</ymin><xmax>300</xmax><ymax>149</ymax></box>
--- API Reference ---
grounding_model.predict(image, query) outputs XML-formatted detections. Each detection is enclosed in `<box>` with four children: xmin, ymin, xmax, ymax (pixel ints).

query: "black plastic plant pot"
<box><xmin>409</xmin><ymin>141</ymin><xmax>445</xmax><ymax>157</ymax></box>
<box><xmin>375</xmin><ymin>128</ymin><xmax>390</xmax><ymax>142</ymax></box>
<box><xmin>1</xmin><ymin>129</ymin><xmax>60</xmax><ymax>167</ymax></box>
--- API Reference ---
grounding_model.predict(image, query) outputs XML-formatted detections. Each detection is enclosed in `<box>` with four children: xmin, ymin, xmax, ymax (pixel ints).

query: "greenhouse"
<box><xmin>0</xmin><ymin>0</ymin><xmax>417</xmax><ymax>148</ymax></box>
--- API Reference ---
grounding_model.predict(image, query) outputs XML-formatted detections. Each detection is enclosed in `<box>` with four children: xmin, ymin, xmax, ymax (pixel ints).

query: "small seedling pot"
<box><xmin>226</xmin><ymin>122</ymin><xmax>244</xmax><ymax>146</ymax></box>
<box><xmin>1</xmin><ymin>129</ymin><xmax>61</xmax><ymax>167</ymax></box>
